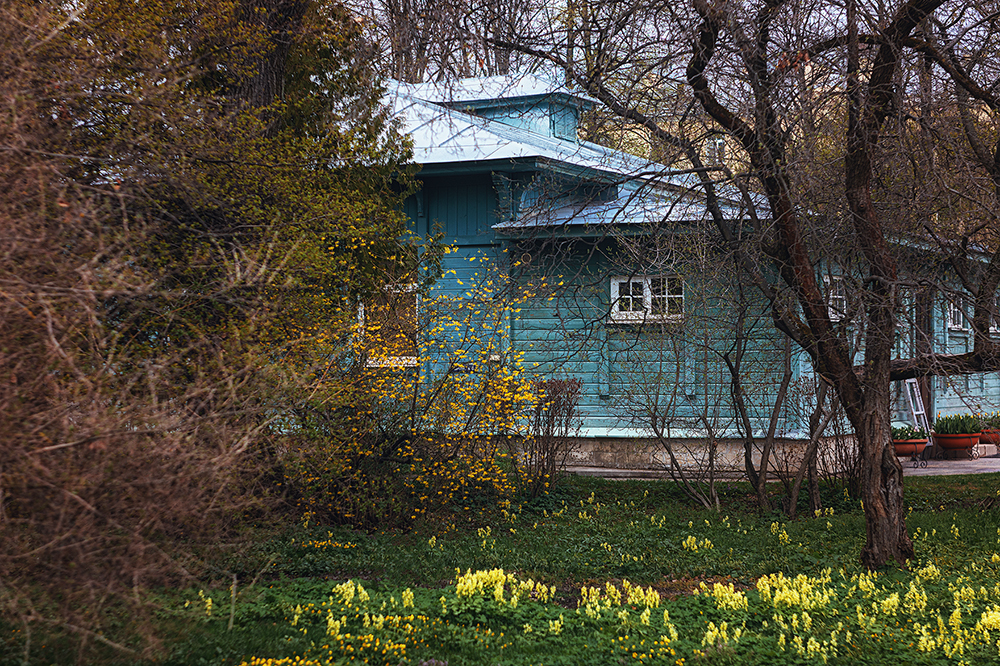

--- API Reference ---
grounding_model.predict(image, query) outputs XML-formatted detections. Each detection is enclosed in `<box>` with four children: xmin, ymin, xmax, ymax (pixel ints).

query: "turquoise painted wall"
<box><xmin>508</xmin><ymin>240</ymin><xmax>805</xmax><ymax>437</ymax></box>
<box><xmin>406</xmin><ymin>173</ymin><xmax>1000</xmax><ymax>439</ymax></box>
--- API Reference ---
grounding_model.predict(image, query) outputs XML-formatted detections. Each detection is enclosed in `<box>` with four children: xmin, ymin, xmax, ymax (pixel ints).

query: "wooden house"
<box><xmin>383</xmin><ymin>74</ymin><xmax>1000</xmax><ymax>472</ymax></box>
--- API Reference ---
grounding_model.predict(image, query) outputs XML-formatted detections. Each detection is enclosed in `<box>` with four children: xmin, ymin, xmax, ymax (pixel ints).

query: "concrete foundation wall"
<box><xmin>563</xmin><ymin>435</ymin><xmax>856</xmax><ymax>479</ymax></box>
<box><xmin>561</xmin><ymin>436</ymin><xmax>999</xmax><ymax>479</ymax></box>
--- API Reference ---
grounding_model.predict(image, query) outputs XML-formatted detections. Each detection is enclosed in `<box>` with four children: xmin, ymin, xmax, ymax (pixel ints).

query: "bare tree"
<box><xmin>682</xmin><ymin>0</ymin><xmax>1000</xmax><ymax>567</ymax></box>
<box><xmin>349</xmin><ymin>0</ymin><xmax>548</xmax><ymax>81</ymax></box>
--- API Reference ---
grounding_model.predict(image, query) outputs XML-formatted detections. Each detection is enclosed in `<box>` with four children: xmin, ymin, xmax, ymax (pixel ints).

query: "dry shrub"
<box><xmin>517</xmin><ymin>378</ymin><xmax>583</xmax><ymax>497</ymax></box>
<box><xmin>0</xmin><ymin>191</ymin><xmax>284</xmax><ymax>660</ymax></box>
<box><xmin>0</xmin><ymin>2</ymin><xmax>378</xmax><ymax>660</ymax></box>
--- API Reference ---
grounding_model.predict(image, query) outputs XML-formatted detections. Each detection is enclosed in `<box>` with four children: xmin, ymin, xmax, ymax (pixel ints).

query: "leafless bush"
<box><xmin>517</xmin><ymin>378</ymin><xmax>583</xmax><ymax>497</ymax></box>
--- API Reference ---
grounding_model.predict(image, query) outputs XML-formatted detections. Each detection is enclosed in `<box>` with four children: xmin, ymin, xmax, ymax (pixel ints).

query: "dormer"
<box><xmin>405</xmin><ymin>74</ymin><xmax>595</xmax><ymax>142</ymax></box>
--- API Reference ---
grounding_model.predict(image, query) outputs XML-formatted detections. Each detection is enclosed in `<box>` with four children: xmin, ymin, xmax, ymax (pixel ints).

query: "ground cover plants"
<box><xmin>4</xmin><ymin>474</ymin><xmax>1000</xmax><ymax>665</ymax></box>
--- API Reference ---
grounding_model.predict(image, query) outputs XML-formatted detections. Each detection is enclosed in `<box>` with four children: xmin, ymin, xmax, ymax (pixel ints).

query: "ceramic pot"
<box><xmin>892</xmin><ymin>439</ymin><xmax>927</xmax><ymax>457</ymax></box>
<box><xmin>980</xmin><ymin>429</ymin><xmax>1000</xmax><ymax>445</ymax></box>
<box><xmin>933</xmin><ymin>432</ymin><xmax>981</xmax><ymax>450</ymax></box>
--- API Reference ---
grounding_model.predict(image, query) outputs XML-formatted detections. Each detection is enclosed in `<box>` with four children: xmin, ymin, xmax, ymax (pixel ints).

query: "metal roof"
<box><xmin>385</xmin><ymin>76</ymin><xmax>767</xmax><ymax>229</ymax></box>
<box><xmin>387</xmin><ymin>81</ymin><xmax>672</xmax><ymax>179</ymax></box>
<box><xmin>502</xmin><ymin>184</ymin><xmax>752</xmax><ymax>230</ymax></box>
<box><xmin>399</xmin><ymin>73</ymin><xmax>597</xmax><ymax>106</ymax></box>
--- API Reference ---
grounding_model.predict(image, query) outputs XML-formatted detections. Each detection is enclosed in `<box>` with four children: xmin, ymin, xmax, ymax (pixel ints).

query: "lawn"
<box><xmin>6</xmin><ymin>474</ymin><xmax>1000</xmax><ymax>665</ymax></box>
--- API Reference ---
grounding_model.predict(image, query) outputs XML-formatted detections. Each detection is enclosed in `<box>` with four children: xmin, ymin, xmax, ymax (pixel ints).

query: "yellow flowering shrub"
<box><xmin>281</xmin><ymin>251</ymin><xmax>544</xmax><ymax>527</ymax></box>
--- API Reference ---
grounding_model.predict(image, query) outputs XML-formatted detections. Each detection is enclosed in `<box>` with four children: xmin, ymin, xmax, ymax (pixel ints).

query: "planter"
<box><xmin>933</xmin><ymin>432</ymin><xmax>981</xmax><ymax>459</ymax></box>
<box><xmin>892</xmin><ymin>439</ymin><xmax>927</xmax><ymax>457</ymax></box>
<box><xmin>980</xmin><ymin>429</ymin><xmax>1000</xmax><ymax>445</ymax></box>
<box><xmin>933</xmin><ymin>432</ymin><xmax>981</xmax><ymax>449</ymax></box>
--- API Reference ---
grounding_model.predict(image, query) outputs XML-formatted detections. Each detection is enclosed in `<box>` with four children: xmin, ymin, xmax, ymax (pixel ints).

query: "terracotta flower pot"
<box><xmin>933</xmin><ymin>432</ymin><xmax>981</xmax><ymax>450</ymax></box>
<box><xmin>980</xmin><ymin>429</ymin><xmax>1000</xmax><ymax>445</ymax></box>
<box><xmin>892</xmin><ymin>439</ymin><xmax>927</xmax><ymax>457</ymax></box>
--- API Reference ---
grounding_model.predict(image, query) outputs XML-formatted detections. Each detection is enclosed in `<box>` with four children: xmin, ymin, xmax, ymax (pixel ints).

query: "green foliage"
<box><xmin>174</xmin><ymin>477</ymin><xmax>1000</xmax><ymax>666</ymax></box>
<box><xmin>222</xmin><ymin>474</ymin><xmax>999</xmax><ymax>587</ymax></box>
<box><xmin>890</xmin><ymin>425</ymin><xmax>927</xmax><ymax>440</ymax></box>
<box><xmin>978</xmin><ymin>412</ymin><xmax>1000</xmax><ymax>430</ymax></box>
<box><xmin>9</xmin><ymin>474</ymin><xmax>1000</xmax><ymax>664</ymax></box>
<box><xmin>932</xmin><ymin>413</ymin><xmax>981</xmax><ymax>434</ymax></box>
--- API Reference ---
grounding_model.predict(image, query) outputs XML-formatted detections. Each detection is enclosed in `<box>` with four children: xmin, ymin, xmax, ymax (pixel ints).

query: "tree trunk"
<box><xmin>756</xmin><ymin>339</ymin><xmax>792</xmax><ymax>511</ymax></box>
<box><xmin>807</xmin><ymin>451</ymin><xmax>821</xmax><ymax>515</ymax></box>
<box><xmin>854</xmin><ymin>389</ymin><xmax>913</xmax><ymax>568</ymax></box>
<box><xmin>232</xmin><ymin>0</ymin><xmax>309</xmax><ymax>129</ymax></box>
<box><xmin>683</xmin><ymin>0</ymin><xmax>947</xmax><ymax>568</ymax></box>
<box><xmin>786</xmin><ymin>384</ymin><xmax>832</xmax><ymax>519</ymax></box>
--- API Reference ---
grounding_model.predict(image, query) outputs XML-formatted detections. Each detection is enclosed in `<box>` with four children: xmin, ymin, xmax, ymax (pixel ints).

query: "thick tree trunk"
<box><xmin>685</xmin><ymin>0</ymin><xmax>948</xmax><ymax>568</ymax></box>
<box><xmin>231</xmin><ymin>0</ymin><xmax>309</xmax><ymax>134</ymax></box>
<box><xmin>854</xmin><ymin>390</ymin><xmax>913</xmax><ymax>568</ymax></box>
<box><xmin>841</xmin><ymin>0</ymin><xmax>931</xmax><ymax>569</ymax></box>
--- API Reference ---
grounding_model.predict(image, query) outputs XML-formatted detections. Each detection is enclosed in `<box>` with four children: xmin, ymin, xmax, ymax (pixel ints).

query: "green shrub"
<box><xmin>890</xmin><ymin>424</ymin><xmax>927</xmax><ymax>439</ymax></box>
<box><xmin>932</xmin><ymin>413</ymin><xmax>980</xmax><ymax>434</ymax></box>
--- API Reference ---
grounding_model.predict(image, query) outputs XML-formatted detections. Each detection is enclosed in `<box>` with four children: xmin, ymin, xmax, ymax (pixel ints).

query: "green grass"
<box><xmin>5</xmin><ymin>473</ymin><xmax>1000</xmax><ymax>665</ymax></box>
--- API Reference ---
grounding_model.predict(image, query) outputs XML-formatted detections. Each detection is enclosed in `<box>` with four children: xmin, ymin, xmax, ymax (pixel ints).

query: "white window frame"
<box><xmin>704</xmin><ymin>137</ymin><xmax>727</xmax><ymax>165</ymax></box>
<box><xmin>609</xmin><ymin>275</ymin><xmax>684</xmax><ymax>324</ymax></box>
<box><xmin>947</xmin><ymin>295</ymin><xmax>967</xmax><ymax>331</ymax></box>
<box><xmin>990</xmin><ymin>294</ymin><xmax>999</xmax><ymax>333</ymax></box>
<box><xmin>360</xmin><ymin>283</ymin><xmax>419</xmax><ymax>368</ymax></box>
<box><xmin>824</xmin><ymin>275</ymin><xmax>847</xmax><ymax>322</ymax></box>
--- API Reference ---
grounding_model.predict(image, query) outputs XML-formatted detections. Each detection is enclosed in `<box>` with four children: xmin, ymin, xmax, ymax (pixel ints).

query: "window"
<box><xmin>824</xmin><ymin>275</ymin><xmax>847</xmax><ymax>321</ymax></box>
<box><xmin>610</xmin><ymin>275</ymin><xmax>683</xmax><ymax>323</ymax></box>
<box><xmin>704</xmin><ymin>137</ymin><xmax>726</xmax><ymax>165</ymax></box>
<box><xmin>947</xmin><ymin>296</ymin><xmax>967</xmax><ymax>331</ymax></box>
<box><xmin>361</xmin><ymin>283</ymin><xmax>418</xmax><ymax>367</ymax></box>
<box><xmin>991</xmin><ymin>294</ymin><xmax>1000</xmax><ymax>333</ymax></box>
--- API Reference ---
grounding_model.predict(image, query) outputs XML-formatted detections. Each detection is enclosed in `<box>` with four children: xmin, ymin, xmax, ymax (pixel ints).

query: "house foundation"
<box><xmin>562</xmin><ymin>436</ymin><xmax>856</xmax><ymax>480</ymax></box>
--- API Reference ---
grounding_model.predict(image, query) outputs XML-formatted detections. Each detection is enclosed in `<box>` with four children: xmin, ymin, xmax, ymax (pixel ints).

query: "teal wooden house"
<box><xmin>384</xmin><ymin>74</ymin><xmax>1000</xmax><ymax>470</ymax></box>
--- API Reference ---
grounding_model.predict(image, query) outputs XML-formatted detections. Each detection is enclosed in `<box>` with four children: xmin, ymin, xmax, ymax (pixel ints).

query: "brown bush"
<box><xmin>0</xmin><ymin>1</ymin><xmax>409</xmax><ymax>660</ymax></box>
<box><xmin>517</xmin><ymin>378</ymin><xmax>583</xmax><ymax>497</ymax></box>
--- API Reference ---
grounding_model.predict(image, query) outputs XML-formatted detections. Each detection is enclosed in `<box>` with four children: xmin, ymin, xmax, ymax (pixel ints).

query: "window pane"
<box><xmin>649</xmin><ymin>277</ymin><xmax>666</xmax><ymax>315</ymax></box>
<box><xmin>650</xmin><ymin>276</ymin><xmax>682</xmax><ymax>316</ymax></box>
<box><xmin>949</xmin><ymin>298</ymin><xmax>965</xmax><ymax>329</ymax></box>
<box><xmin>618</xmin><ymin>280</ymin><xmax>645</xmax><ymax>312</ymax></box>
<box><xmin>827</xmin><ymin>277</ymin><xmax>846</xmax><ymax>320</ymax></box>
<box><xmin>667</xmin><ymin>291</ymin><xmax>683</xmax><ymax>316</ymax></box>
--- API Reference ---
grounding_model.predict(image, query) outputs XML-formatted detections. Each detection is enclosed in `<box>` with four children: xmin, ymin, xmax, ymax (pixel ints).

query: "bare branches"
<box><xmin>1</xmin><ymin>0</ymin><xmax>414</xmax><ymax>659</ymax></box>
<box><xmin>889</xmin><ymin>345</ymin><xmax>1000</xmax><ymax>381</ymax></box>
<box><xmin>687</xmin><ymin>0</ymin><xmax>757</xmax><ymax>149</ymax></box>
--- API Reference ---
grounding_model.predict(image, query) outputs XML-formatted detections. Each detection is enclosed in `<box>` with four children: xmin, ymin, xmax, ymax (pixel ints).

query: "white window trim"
<box><xmin>609</xmin><ymin>275</ymin><xmax>684</xmax><ymax>324</ymax></box>
<box><xmin>704</xmin><ymin>137</ymin><xmax>726</xmax><ymax>165</ymax></box>
<box><xmin>990</xmin><ymin>295</ymin><xmax>999</xmax><ymax>333</ymax></box>
<box><xmin>824</xmin><ymin>275</ymin><xmax>847</xmax><ymax>322</ymax></box>
<box><xmin>360</xmin><ymin>283</ymin><xmax>419</xmax><ymax>368</ymax></box>
<box><xmin>947</xmin><ymin>296</ymin><xmax>967</xmax><ymax>332</ymax></box>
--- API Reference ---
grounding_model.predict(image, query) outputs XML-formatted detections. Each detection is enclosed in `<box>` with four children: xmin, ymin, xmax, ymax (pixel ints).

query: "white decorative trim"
<box><xmin>609</xmin><ymin>275</ymin><xmax>683</xmax><ymax>324</ymax></box>
<box><xmin>824</xmin><ymin>275</ymin><xmax>846</xmax><ymax>322</ymax></box>
<box><xmin>947</xmin><ymin>296</ymin><xmax>967</xmax><ymax>331</ymax></box>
